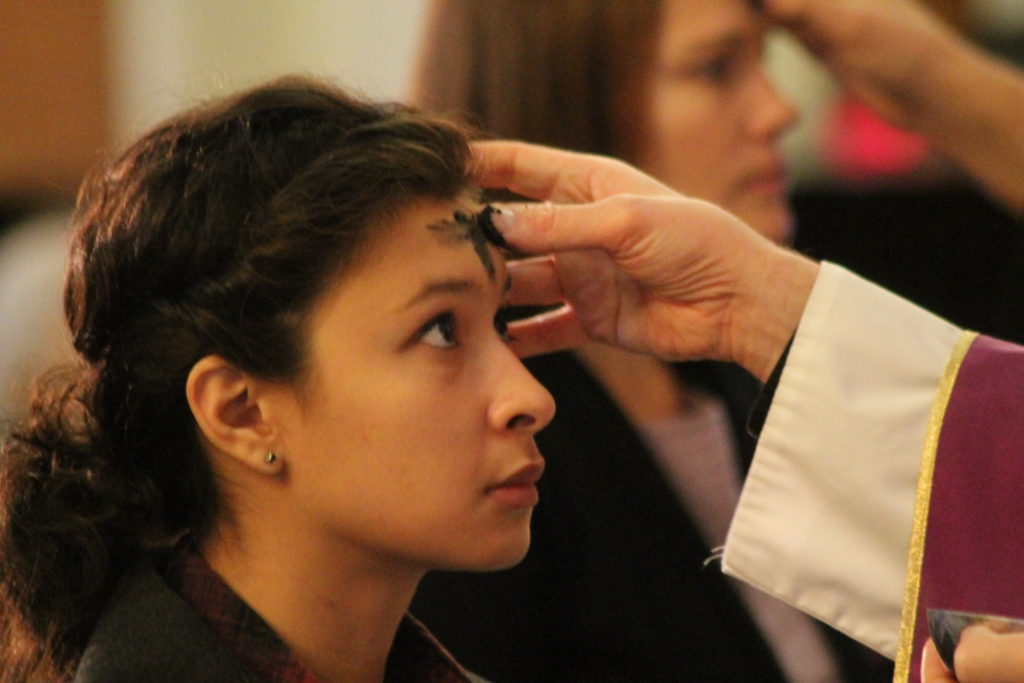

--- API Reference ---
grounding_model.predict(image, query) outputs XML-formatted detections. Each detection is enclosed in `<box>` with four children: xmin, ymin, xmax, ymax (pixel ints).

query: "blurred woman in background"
<box><xmin>410</xmin><ymin>1</ymin><xmax>888</xmax><ymax>680</ymax></box>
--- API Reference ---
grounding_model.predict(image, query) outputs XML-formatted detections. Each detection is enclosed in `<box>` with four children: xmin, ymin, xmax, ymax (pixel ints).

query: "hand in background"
<box><xmin>764</xmin><ymin>0</ymin><xmax>964</xmax><ymax>126</ymax></box>
<box><xmin>765</xmin><ymin>0</ymin><xmax>1024</xmax><ymax>211</ymax></box>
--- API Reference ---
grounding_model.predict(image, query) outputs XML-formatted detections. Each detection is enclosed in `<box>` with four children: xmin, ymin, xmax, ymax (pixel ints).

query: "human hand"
<box><xmin>923</xmin><ymin>627</ymin><xmax>1024</xmax><ymax>682</ymax></box>
<box><xmin>764</xmin><ymin>0</ymin><xmax>965</xmax><ymax>127</ymax></box>
<box><xmin>472</xmin><ymin>141</ymin><xmax>818</xmax><ymax>381</ymax></box>
<box><xmin>767</xmin><ymin>0</ymin><xmax>1024</xmax><ymax>212</ymax></box>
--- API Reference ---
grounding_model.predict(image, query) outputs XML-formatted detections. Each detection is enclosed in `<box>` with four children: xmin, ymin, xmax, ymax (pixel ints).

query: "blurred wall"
<box><xmin>0</xmin><ymin>1</ymin><xmax>430</xmax><ymax>418</ymax></box>
<box><xmin>108</xmin><ymin>1</ymin><xmax>430</xmax><ymax>145</ymax></box>
<box><xmin>0</xmin><ymin>1</ymin><xmax>430</xmax><ymax>204</ymax></box>
<box><xmin>0</xmin><ymin>0</ymin><xmax>110</xmax><ymax>203</ymax></box>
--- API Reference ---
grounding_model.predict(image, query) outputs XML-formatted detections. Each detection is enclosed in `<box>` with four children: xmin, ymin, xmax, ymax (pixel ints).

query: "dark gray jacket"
<box><xmin>73</xmin><ymin>568</ymin><xmax>250</xmax><ymax>683</ymax></box>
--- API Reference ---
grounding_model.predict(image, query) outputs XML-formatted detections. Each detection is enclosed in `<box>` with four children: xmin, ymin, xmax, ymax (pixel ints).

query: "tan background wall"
<box><xmin>0</xmin><ymin>0</ymin><xmax>430</xmax><ymax>203</ymax></box>
<box><xmin>0</xmin><ymin>0</ymin><xmax>110</xmax><ymax>201</ymax></box>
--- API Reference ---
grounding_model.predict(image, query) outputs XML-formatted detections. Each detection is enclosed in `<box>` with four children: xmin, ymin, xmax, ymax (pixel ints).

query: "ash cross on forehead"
<box><xmin>427</xmin><ymin>205</ymin><xmax>507</xmax><ymax>279</ymax></box>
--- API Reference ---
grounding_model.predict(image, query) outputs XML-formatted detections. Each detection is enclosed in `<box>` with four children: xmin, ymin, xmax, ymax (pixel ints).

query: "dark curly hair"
<box><xmin>0</xmin><ymin>76</ymin><xmax>471</xmax><ymax>679</ymax></box>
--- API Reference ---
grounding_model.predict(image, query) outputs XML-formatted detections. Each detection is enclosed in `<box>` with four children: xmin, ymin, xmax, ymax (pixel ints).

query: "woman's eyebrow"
<box><xmin>674</xmin><ymin>32</ymin><xmax>748</xmax><ymax>59</ymax></box>
<box><xmin>401</xmin><ymin>279</ymin><xmax>475</xmax><ymax>310</ymax></box>
<box><xmin>400</xmin><ymin>273</ymin><xmax>511</xmax><ymax>312</ymax></box>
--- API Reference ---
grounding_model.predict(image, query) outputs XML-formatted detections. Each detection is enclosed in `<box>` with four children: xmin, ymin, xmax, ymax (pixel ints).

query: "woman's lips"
<box><xmin>744</xmin><ymin>163</ymin><xmax>788</xmax><ymax>197</ymax></box>
<box><xmin>487</xmin><ymin>460</ymin><xmax>544</xmax><ymax>508</ymax></box>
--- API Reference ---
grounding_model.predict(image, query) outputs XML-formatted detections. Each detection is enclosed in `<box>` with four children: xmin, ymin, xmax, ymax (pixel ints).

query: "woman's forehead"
<box><xmin>426</xmin><ymin>205</ymin><xmax>505</xmax><ymax>280</ymax></box>
<box><xmin>657</xmin><ymin>0</ymin><xmax>761</xmax><ymax>53</ymax></box>
<box><xmin>326</xmin><ymin>199</ymin><xmax>507</xmax><ymax>304</ymax></box>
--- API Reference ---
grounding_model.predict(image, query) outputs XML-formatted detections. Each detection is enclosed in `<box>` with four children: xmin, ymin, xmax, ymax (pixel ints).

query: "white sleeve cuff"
<box><xmin>722</xmin><ymin>262</ymin><xmax>962</xmax><ymax>657</ymax></box>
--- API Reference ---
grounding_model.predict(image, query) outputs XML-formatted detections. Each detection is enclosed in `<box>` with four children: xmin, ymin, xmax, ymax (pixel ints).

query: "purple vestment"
<box><xmin>907</xmin><ymin>335</ymin><xmax>1024</xmax><ymax>680</ymax></box>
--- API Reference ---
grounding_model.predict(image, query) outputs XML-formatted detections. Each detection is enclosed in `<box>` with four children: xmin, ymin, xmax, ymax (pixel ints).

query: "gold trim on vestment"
<box><xmin>893</xmin><ymin>330</ymin><xmax>978</xmax><ymax>682</ymax></box>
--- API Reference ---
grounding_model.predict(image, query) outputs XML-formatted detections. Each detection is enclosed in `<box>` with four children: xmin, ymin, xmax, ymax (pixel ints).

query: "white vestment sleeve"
<box><xmin>722</xmin><ymin>262</ymin><xmax>962</xmax><ymax>658</ymax></box>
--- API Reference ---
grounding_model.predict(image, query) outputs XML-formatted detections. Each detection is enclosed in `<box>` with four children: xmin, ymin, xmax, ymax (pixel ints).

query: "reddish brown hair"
<box><xmin>412</xmin><ymin>0</ymin><xmax>660</xmax><ymax>160</ymax></box>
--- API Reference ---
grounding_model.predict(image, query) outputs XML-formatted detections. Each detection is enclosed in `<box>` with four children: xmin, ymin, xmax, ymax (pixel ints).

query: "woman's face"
<box><xmin>628</xmin><ymin>0</ymin><xmax>798</xmax><ymax>242</ymax></box>
<box><xmin>268</xmin><ymin>199</ymin><xmax>554</xmax><ymax>573</ymax></box>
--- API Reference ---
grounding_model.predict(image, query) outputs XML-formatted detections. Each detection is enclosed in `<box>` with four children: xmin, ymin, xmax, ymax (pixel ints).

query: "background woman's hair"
<box><xmin>0</xmin><ymin>75</ymin><xmax>471</xmax><ymax>679</ymax></box>
<box><xmin>411</xmin><ymin>0</ymin><xmax>659</xmax><ymax>160</ymax></box>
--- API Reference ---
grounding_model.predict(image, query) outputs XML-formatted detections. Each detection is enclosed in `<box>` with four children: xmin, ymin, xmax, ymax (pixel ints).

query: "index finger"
<box><xmin>470</xmin><ymin>140</ymin><xmax>673</xmax><ymax>204</ymax></box>
<box><xmin>921</xmin><ymin>640</ymin><xmax>956</xmax><ymax>682</ymax></box>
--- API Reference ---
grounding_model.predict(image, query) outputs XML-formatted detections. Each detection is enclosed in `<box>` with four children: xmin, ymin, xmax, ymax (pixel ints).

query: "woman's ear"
<box><xmin>186</xmin><ymin>355</ymin><xmax>284</xmax><ymax>476</ymax></box>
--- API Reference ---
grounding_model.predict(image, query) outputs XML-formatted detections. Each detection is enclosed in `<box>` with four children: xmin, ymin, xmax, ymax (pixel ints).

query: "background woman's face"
<box><xmin>630</xmin><ymin>0</ymin><xmax>797</xmax><ymax>243</ymax></box>
<box><xmin>268</xmin><ymin>199</ymin><xmax>554</xmax><ymax>573</ymax></box>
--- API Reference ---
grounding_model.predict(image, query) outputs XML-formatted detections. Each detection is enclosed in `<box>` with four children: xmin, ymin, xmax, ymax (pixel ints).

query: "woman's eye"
<box><xmin>697</xmin><ymin>56</ymin><xmax>733</xmax><ymax>82</ymax></box>
<box><xmin>494</xmin><ymin>307</ymin><xmax>514</xmax><ymax>342</ymax></box>
<box><xmin>421</xmin><ymin>313</ymin><xmax>457</xmax><ymax>348</ymax></box>
<box><xmin>658</xmin><ymin>55</ymin><xmax>736</xmax><ymax>84</ymax></box>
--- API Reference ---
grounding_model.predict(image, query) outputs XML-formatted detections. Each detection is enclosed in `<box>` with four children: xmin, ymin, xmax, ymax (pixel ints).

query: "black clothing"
<box><xmin>413</xmin><ymin>353</ymin><xmax>787</xmax><ymax>682</ymax></box>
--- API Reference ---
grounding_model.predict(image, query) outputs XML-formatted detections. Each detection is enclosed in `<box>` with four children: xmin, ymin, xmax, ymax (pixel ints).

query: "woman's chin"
<box><xmin>478</xmin><ymin>538</ymin><xmax>532</xmax><ymax>571</ymax></box>
<box><xmin>437</xmin><ymin>531</ymin><xmax>532</xmax><ymax>573</ymax></box>
<box><xmin>737</xmin><ymin>197</ymin><xmax>795</xmax><ymax>246</ymax></box>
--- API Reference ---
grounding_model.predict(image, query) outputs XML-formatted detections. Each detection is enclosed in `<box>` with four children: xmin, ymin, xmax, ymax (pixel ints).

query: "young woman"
<box><xmin>0</xmin><ymin>77</ymin><xmax>554</xmax><ymax>682</ymax></box>
<box><xmin>411</xmin><ymin>1</ymin><xmax>888</xmax><ymax>681</ymax></box>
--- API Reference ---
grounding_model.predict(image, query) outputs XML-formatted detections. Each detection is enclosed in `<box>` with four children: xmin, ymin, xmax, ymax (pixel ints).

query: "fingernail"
<box><xmin>475</xmin><ymin>205</ymin><xmax>507</xmax><ymax>248</ymax></box>
<box><xmin>486</xmin><ymin>206</ymin><xmax>515</xmax><ymax>244</ymax></box>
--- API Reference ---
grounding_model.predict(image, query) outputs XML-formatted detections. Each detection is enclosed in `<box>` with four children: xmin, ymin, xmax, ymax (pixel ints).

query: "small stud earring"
<box><xmin>265</xmin><ymin>451</ymin><xmax>278</xmax><ymax>465</ymax></box>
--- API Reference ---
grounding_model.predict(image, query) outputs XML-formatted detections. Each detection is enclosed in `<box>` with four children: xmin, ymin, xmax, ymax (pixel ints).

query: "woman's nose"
<box><xmin>747</xmin><ymin>66</ymin><xmax>799</xmax><ymax>141</ymax></box>
<box><xmin>489</xmin><ymin>352</ymin><xmax>556</xmax><ymax>435</ymax></box>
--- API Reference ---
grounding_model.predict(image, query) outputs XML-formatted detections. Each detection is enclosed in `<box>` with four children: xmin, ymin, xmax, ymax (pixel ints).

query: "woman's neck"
<box><xmin>201</xmin><ymin>514</ymin><xmax>422</xmax><ymax>683</ymax></box>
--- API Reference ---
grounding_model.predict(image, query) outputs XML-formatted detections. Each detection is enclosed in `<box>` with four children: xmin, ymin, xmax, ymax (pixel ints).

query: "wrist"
<box><xmin>729</xmin><ymin>246</ymin><xmax>819</xmax><ymax>382</ymax></box>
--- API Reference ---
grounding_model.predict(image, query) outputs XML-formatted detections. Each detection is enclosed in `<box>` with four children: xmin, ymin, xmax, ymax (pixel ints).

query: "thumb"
<box><xmin>955</xmin><ymin>625</ymin><xmax>1024</xmax><ymax>682</ymax></box>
